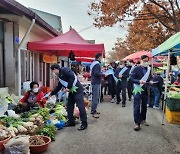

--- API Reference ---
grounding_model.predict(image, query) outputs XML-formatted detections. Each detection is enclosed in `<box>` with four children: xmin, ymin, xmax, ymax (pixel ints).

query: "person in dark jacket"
<box><xmin>127</xmin><ymin>59</ymin><xmax>135</xmax><ymax>101</ymax></box>
<box><xmin>50</xmin><ymin>64</ymin><xmax>87</xmax><ymax>131</ymax></box>
<box><xmin>90</xmin><ymin>53</ymin><xmax>105</xmax><ymax>118</ymax></box>
<box><xmin>151</xmin><ymin>73</ymin><xmax>164</xmax><ymax>109</ymax></box>
<box><xmin>130</xmin><ymin>55</ymin><xmax>153</xmax><ymax>131</ymax></box>
<box><xmin>115</xmin><ymin>61</ymin><xmax>129</xmax><ymax>107</ymax></box>
<box><xmin>107</xmin><ymin>62</ymin><xmax>117</xmax><ymax>103</ymax></box>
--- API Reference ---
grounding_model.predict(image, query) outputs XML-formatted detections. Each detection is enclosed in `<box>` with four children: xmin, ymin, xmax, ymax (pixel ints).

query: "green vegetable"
<box><xmin>37</xmin><ymin>124</ymin><xmax>56</xmax><ymax>141</ymax></box>
<box><xmin>0</xmin><ymin>117</ymin><xmax>23</xmax><ymax>127</ymax></box>
<box><xmin>20</xmin><ymin>110</ymin><xmax>39</xmax><ymax>119</ymax></box>
<box><xmin>38</xmin><ymin>108</ymin><xmax>50</xmax><ymax>121</ymax></box>
<box><xmin>5</xmin><ymin>96</ymin><xmax>13</xmax><ymax>103</ymax></box>
<box><xmin>54</xmin><ymin>105</ymin><xmax>67</xmax><ymax>121</ymax></box>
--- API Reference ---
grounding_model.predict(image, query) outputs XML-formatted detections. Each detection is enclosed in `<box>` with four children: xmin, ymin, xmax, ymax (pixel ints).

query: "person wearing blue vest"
<box><xmin>115</xmin><ymin>61</ymin><xmax>129</xmax><ymax>107</ymax></box>
<box><xmin>127</xmin><ymin>59</ymin><xmax>136</xmax><ymax>101</ymax></box>
<box><xmin>90</xmin><ymin>53</ymin><xmax>105</xmax><ymax>118</ymax></box>
<box><xmin>50</xmin><ymin>64</ymin><xmax>87</xmax><ymax>131</ymax></box>
<box><xmin>130</xmin><ymin>55</ymin><xmax>153</xmax><ymax>131</ymax></box>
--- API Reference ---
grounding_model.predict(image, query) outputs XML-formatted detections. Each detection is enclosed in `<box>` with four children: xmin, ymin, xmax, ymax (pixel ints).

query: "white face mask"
<box><xmin>142</xmin><ymin>62</ymin><xmax>149</xmax><ymax>67</ymax></box>
<box><xmin>119</xmin><ymin>65</ymin><xmax>124</xmax><ymax>68</ymax></box>
<box><xmin>33</xmin><ymin>88</ymin><xmax>39</xmax><ymax>93</ymax></box>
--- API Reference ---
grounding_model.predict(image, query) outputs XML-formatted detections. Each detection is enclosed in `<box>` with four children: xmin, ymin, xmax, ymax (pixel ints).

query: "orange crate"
<box><xmin>165</xmin><ymin>106</ymin><xmax>180</xmax><ymax>124</ymax></box>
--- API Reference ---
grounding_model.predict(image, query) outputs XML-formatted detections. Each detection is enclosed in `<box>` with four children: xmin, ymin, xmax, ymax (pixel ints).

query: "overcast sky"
<box><xmin>16</xmin><ymin>0</ymin><xmax>128</xmax><ymax>52</ymax></box>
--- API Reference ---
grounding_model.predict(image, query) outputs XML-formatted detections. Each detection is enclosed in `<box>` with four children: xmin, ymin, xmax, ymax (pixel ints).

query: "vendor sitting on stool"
<box><xmin>18</xmin><ymin>81</ymin><xmax>46</xmax><ymax>111</ymax></box>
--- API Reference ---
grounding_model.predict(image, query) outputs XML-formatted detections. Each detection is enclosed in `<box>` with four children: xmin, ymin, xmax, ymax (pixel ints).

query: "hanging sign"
<box><xmin>43</xmin><ymin>54</ymin><xmax>57</xmax><ymax>63</ymax></box>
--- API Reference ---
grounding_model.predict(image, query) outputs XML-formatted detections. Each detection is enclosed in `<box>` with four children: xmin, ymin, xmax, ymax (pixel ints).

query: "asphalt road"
<box><xmin>45</xmin><ymin>96</ymin><xmax>180</xmax><ymax>154</ymax></box>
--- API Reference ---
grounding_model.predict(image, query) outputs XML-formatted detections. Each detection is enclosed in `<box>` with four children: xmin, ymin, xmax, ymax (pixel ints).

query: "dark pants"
<box><xmin>127</xmin><ymin>80</ymin><xmax>133</xmax><ymax>99</ymax></box>
<box><xmin>101</xmin><ymin>84</ymin><xmax>108</xmax><ymax>101</ymax></box>
<box><xmin>148</xmin><ymin>88</ymin><xmax>154</xmax><ymax>107</ymax></box>
<box><xmin>133</xmin><ymin>92</ymin><xmax>148</xmax><ymax>125</ymax></box>
<box><xmin>104</xmin><ymin>83</ymin><xmax>108</xmax><ymax>95</ymax></box>
<box><xmin>116</xmin><ymin>81</ymin><xmax>127</xmax><ymax>104</ymax></box>
<box><xmin>108</xmin><ymin>82</ymin><xmax>116</xmax><ymax>99</ymax></box>
<box><xmin>67</xmin><ymin>91</ymin><xmax>87</xmax><ymax>124</ymax></box>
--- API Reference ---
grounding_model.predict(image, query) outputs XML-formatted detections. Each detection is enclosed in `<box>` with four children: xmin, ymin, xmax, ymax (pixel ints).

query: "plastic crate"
<box><xmin>166</xmin><ymin>97</ymin><xmax>180</xmax><ymax>111</ymax></box>
<box><xmin>165</xmin><ymin>106</ymin><xmax>180</xmax><ymax>124</ymax></box>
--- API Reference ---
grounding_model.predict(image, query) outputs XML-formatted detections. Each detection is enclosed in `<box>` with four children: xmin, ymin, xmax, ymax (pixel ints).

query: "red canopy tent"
<box><xmin>27</xmin><ymin>29</ymin><xmax>105</xmax><ymax>58</ymax></box>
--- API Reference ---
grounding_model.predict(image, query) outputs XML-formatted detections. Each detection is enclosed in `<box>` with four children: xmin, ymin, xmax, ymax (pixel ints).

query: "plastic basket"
<box><xmin>166</xmin><ymin>97</ymin><xmax>180</xmax><ymax>111</ymax></box>
<box><xmin>165</xmin><ymin>106</ymin><xmax>180</xmax><ymax>124</ymax></box>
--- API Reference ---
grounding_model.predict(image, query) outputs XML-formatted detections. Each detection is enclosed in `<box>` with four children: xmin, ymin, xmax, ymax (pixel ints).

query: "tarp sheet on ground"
<box><xmin>27</xmin><ymin>29</ymin><xmax>105</xmax><ymax>58</ymax></box>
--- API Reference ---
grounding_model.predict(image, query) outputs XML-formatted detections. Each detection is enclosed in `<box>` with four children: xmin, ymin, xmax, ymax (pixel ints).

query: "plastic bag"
<box><xmin>0</xmin><ymin>95</ymin><xmax>9</xmax><ymax>116</ymax></box>
<box><xmin>62</xmin><ymin>92</ymin><xmax>68</xmax><ymax>105</ymax></box>
<box><xmin>58</xmin><ymin>91</ymin><xmax>65</xmax><ymax>101</ymax></box>
<box><xmin>4</xmin><ymin>135</ymin><xmax>30</xmax><ymax>154</ymax></box>
<box><xmin>46</xmin><ymin>95</ymin><xmax>56</xmax><ymax>105</ymax></box>
<box><xmin>10</xmin><ymin>94</ymin><xmax>21</xmax><ymax>105</ymax></box>
<box><xmin>7</xmin><ymin>110</ymin><xmax>20</xmax><ymax>118</ymax></box>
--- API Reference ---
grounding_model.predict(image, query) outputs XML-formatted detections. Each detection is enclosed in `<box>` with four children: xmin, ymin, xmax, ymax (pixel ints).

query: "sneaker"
<box><xmin>134</xmin><ymin>124</ymin><xmax>140</xmax><ymax>131</ymax></box>
<box><xmin>90</xmin><ymin>111</ymin><xmax>94</xmax><ymax>114</ymax></box>
<box><xmin>78</xmin><ymin>123</ymin><xmax>88</xmax><ymax>131</ymax></box>
<box><xmin>92</xmin><ymin>113</ymin><xmax>99</xmax><ymax>118</ymax></box>
<box><xmin>122</xmin><ymin>104</ymin><xmax>126</xmax><ymax>107</ymax></box>
<box><xmin>153</xmin><ymin>106</ymin><xmax>160</xmax><ymax>110</ymax></box>
<box><xmin>91</xmin><ymin>111</ymin><xmax>100</xmax><ymax>114</ymax></box>
<box><xmin>111</xmin><ymin>98</ymin><xmax>115</xmax><ymax>103</ymax></box>
<box><xmin>141</xmin><ymin>120</ymin><xmax>149</xmax><ymax>126</ymax></box>
<box><xmin>65</xmin><ymin>121</ymin><xmax>76</xmax><ymax>127</ymax></box>
<box><xmin>116</xmin><ymin>102</ymin><xmax>120</xmax><ymax>104</ymax></box>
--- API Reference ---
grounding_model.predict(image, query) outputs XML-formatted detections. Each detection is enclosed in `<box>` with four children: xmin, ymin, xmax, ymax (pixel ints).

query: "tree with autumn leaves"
<box><xmin>127</xmin><ymin>5</ymin><xmax>174</xmax><ymax>51</ymax></box>
<box><xmin>89</xmin><ymin>0</ymin><xmax>180</xmax><ymax>60</ymax></box>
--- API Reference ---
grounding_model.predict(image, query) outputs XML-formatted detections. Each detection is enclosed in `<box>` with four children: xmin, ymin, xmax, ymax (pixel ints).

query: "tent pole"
<box><xmin>18</xmin><ymin>19</ymin><xmax>35</xmax><ymax>96</ymax></box>
<box><xmin>162</xmin><ymin>51</ymin><xmax>171</xmax><ymax>125</ymax></box>
<box><xmin>151</xmin><ymin>56</ymin><xmax>154</xmax><ymax>75</ymax></box>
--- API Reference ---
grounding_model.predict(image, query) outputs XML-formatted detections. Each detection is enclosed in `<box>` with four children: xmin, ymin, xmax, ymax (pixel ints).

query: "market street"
<box><xmin>45</xmin><ymin>96</ymin><xmax>180</xmax><ymax>154</ymax></box>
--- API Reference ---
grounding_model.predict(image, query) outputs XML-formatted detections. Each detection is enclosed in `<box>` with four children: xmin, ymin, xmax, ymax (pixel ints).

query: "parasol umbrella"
<box><xmin>123</xmin><ymin>51</ymin><xmax>152</xmax><ymax>62</ymax></box>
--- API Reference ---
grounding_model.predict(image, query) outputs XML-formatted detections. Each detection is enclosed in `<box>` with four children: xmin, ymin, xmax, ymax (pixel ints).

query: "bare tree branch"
<box><xmin>175</xmin><ymin>0</ymin><xmax>180</xmax><ymax>13</ymax></box>
<box><xmin>168</xmin><ymin>0</ymin><xmax>176</xmax><ymax>20</ymax></box>
<box><xmin>149</xmin><ymin>0</ymin><xmax>174</xmax><ymax>21</ymax></box>
<box><xmin>168</xmin><ymin>0</ymin><xmax>179</xmax><ymax>31</ymax></box>
<box><xmin>143</xmin><ymin>1</ymin><xmax>176</xmax><ymax>31</ymax></box>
